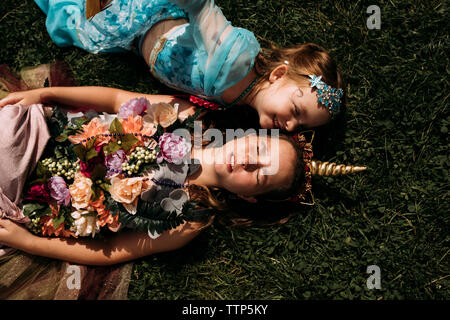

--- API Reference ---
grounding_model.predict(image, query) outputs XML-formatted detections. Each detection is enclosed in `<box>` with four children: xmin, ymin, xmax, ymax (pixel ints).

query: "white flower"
<box><xmin>70</xmin><ymin>210</ymin><xmax>100</xmax><ymax>237</ymax></box>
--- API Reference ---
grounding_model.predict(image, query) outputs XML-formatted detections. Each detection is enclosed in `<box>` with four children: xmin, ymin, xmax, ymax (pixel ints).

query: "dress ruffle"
<box><xmin>0</xmin><ymin>62</ymin><xmax>132</xmax><ymax>300</ymax></box>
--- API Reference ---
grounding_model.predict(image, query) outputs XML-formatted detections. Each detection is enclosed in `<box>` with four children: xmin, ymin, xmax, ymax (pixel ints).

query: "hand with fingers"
<box><xmin>0</xmin><ymin>89</ymin><xmax>46</xmax><ymax>108</ymax></box>
<box><xmin>0</xmin><ymin>218</ymin><xmax>34</xmax><ymax>251</ymax></box>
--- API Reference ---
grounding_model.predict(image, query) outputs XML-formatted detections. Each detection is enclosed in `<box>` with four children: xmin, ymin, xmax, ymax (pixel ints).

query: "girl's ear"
<box><xmin>269</xmin><ymin>64</ymin><xmax>288</xmax><ymax>83</ymax></box>
<box><xmin>237</xmin><ymin>194</ymin><xmax>258</xmax><ymax>203</ymax></box>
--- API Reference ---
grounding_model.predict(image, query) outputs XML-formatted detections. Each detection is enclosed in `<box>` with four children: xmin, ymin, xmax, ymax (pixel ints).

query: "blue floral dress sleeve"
<box><xmin>34</xmin><ymin>0</ymin><xmax>187</xmax><ymax>53</ymax></box>
<box><xmin>152</xmin><ymin>0</ymin><xmax>260</xmax><ymax>103</ymax></box>
<box><xmin>34</xmin><ymin>0</ymin><xmax>260</xmax><ymax>103</ymax></box>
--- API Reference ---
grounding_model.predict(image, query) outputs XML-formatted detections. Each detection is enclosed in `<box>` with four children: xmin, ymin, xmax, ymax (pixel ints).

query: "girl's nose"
<box><xmin>286</xmin><ymin>120</ymin><xmax>296</xmax><ymax>132</ymax></box>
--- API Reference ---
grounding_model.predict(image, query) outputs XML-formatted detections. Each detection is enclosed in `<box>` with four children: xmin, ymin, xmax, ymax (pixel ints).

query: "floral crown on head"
<box><xmin>307</xmin><ymin>75</ymin><xmax>344</xmax><ymax>119</ymax></box>
<box><xmin>281</xmin><ymin>130</ymin><xmax>367</xmax><ymax>205</ymax></box>
<box><xmin>288</xmin><ymin>131</ymin><xmax>314</xmax><ymax>205</ymax></box>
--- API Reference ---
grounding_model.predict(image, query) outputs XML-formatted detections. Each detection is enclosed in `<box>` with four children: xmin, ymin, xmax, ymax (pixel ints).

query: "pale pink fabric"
<box><xmin>0</xmin><ymin>103</ymin><xmax>50</xmax><ymax>256</ymax></box>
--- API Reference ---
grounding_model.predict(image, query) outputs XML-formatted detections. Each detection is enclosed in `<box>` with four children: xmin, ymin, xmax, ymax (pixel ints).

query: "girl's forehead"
<box><xmin>230</xmin><ymin>133</ymin><xmax>271</xmax><ymax>146</ymax></box>
<box><xmin>229</xmin><ymin>135</ymin><xmax>294</xmax><ymax>162</ymax></box>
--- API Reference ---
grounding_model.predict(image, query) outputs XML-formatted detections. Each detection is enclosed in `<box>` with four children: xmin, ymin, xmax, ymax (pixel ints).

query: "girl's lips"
<box><xmin>273</xmin><ymin>116</ymin><xmax>280</xmax><ymax>129</ymax></box>
<box><xmin>227</xmin><ymin>152</ymin><xmax>234</xmax><ymax>173</ymax></box>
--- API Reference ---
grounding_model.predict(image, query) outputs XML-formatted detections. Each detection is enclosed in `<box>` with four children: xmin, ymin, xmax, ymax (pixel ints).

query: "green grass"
<box><xmin>0</xmin><ymin>0</ymin><xmax>448</xmax><ymax>300</ymax></box>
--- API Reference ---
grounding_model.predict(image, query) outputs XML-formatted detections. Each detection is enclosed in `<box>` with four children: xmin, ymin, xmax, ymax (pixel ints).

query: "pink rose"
<box><xmin>119</xmin><ymin>97</ymin><xmax>150</xmax><ymax>119</ymax></box>
<box><xmin>157</xmin><ymin>133</ymin><xmax>188</xmax><ymax>164</ymax></box>
<box><xmin>48</xmin><ymin>176</ymin><xmax>71</xmax><ymax>206</ymax></box>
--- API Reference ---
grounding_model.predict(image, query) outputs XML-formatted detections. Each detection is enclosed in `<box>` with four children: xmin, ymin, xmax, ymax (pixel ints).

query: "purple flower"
<box><xmin>48</xmin><ymin>176</ymin><xmax>71</xmax><ymax>206</ymax></box>
<box><xmin>105</xmin><ymin>149</ymin><xmax>127</xmax><ymax>177</ymax></box>
<box><xmin>118</xmin><ymin>97</ymin><xmax>150</xmax><ymax>119</ymax></box>
<box><xmin>157</xmin><ymin>133</ymin><xmax>188</xmax><ymax>164</ymax></box>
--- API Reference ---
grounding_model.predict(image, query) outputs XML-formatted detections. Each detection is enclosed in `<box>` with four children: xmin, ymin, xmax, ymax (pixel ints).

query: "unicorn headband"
<box><xmin>291</xmin><ymin>130</ymin><xmax>366</xmax><ymax>205</ymax></box>
<box><xmin>268</xmin><ymin>130</ymin><xmax>367</xmax><ymax>205</ymax></box>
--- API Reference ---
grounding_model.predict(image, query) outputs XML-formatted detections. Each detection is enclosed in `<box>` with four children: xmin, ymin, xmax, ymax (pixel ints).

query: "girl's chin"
<box><xmin>260</xmin><ymin>117</ymin><xmax>274</xmax><ymax>129</ymax></box>
<box><xmin>215</xmin><ymin>163</ymin><xmax>230</xmax><ymax>177</ymax></box>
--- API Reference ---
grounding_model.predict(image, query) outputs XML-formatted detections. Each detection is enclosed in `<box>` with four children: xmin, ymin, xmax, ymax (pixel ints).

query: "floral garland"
<box><xmin>22</xmin><ymin>98</ymin><xmax>209</xmax><ymax>239</ymax></box>
<box><xmin>288</xmin><ymin>131</ymin><xmax>314</xmax><ymax>205</ymax></box>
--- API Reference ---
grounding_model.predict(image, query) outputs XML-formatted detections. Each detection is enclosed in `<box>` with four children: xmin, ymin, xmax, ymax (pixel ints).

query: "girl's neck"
<box><xmin>185</xmin><ymin>146</ymin><xmax>220</xmax><ymax>188</ymax></box>
<box><xmin>221</xmin><ymin>67</ymin><xmax>259</xmax><ymax>107</ymax></box>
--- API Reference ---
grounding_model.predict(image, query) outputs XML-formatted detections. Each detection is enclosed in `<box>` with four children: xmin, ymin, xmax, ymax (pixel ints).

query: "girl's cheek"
<box><xmin>278</xmin><ymin>103</ymin><xmax>293</xmax><ymax>118</ymax></box>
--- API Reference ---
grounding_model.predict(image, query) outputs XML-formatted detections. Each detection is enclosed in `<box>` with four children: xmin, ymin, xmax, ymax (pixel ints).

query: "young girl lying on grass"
<box><xmin>0</xmin><ymin>83</ymin><xmax>311</xmax><ymax>266</ymax></box>
<box><xmin>0</xmin><ymin>64</ymin><xmax>365</xmax><ymax>301</ymax></box>
<box><xmin>34</xmin><ymin>0</ymin><xmax>345</xmax><ymax>131</ymax></box>
<box><xmin>0</xmin><ymin>126</ymin><xmax>304</xmax><ymax>266</ymax></box>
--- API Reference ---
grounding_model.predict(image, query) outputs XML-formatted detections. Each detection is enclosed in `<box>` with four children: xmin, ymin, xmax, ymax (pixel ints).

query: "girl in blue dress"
<box><xmin>34</xmin><ymin>0</ymin><xmax>345</xmax><ymax>132</ymax></box>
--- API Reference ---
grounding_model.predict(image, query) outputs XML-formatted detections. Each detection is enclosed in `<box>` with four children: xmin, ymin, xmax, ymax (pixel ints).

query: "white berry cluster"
<box><xmin>121</xmin><ymin>146</ymin><xmax>157</xmax><ymax>175</ymax></box>
<box><xmin>28</xmin><ymin>217</ymin><xmax>42</xmax><ymax>234</ymax></box>
<box><xmin>41</xmin><ymin>158</ymin><xmax>79</xmax><ymax>180</ymax></box>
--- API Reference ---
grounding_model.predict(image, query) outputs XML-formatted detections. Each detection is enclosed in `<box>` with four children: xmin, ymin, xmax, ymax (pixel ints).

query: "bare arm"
<box><xmin>0</xmin><ymin>219</ymin><xmax>206</xmax><ymax>266</ymax></box>
<box><xmin>0</xmin><ymin>86</ymin><xmax>197</xmax><ymax>119</ymax></box>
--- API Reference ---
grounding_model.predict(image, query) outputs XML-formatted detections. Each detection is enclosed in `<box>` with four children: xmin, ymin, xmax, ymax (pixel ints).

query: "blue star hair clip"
<box><xmin>308</xmin><ymin>75</ymin><xmax>344</xmax><ymax>119</ymax></box>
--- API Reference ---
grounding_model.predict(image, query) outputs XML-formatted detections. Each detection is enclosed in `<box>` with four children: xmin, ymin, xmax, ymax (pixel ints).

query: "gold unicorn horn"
<box><xmin>310</xmin><ymin>161</ymin><xmax>367</xmax><ymax>176</ymax></box>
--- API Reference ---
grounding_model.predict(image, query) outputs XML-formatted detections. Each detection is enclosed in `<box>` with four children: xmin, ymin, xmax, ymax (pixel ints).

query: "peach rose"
<box><xmin>68</xmin><ymin>117</ymin><xmax>110</xmax><ymax>147</ymax></box>
<box><xmin>109</xmin><ymin>176</ymin><xmax>152</xmax><ymax>214</ymax></box>
<box><xmin>120</xmin><ymin>115</ymin><xmax>156</xmax><ymax>141</ymax></box>
<box><xmin>144</xmin><ymin>103</ymin><xmax>179</xmax><ymax>128</ymax></box>
<box><xmin>68</xmin><ymin>173</ymin><xmax>93</xmax><ymax>209</ymax></box>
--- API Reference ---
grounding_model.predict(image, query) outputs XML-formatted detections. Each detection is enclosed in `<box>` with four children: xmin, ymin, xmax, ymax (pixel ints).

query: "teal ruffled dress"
<box><xmin>34</xmin><ymin>0</ymin><xmax>261</xmax><ymax>104</ymax></box>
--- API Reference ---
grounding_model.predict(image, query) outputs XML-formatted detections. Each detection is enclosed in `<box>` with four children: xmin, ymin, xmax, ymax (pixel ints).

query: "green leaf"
<box><xmin>73</xmin><ymin>144</ymin><xmax>87</xmax><ymax>162</ymax></box>
<box><xmin>73</xmin><ymin>117</ymin><xmax>90</xmax><ymax>128</ymax></box>
<box><xmin>55</xmin><ymin>132</ymin><xmax>68</xmax><ymax>142</ymax></box>
<box><xmin>27</xmin><ymin>177</ymin><xmax>49</xmax><ymax>186</ymax></box>
<box><xmin>120</xmin><ymin>134</ymin><xmax>139</xmax><ymax>151</ymax></box>
<box><xmin>52</xmin><ymin>215</ymin><xmax>65</xmax><ymax>229</ymax></box>
<box><xmin>156</xmin><ymin>124</ymin><xmax>164</xmax><ymax>136</ymax></box>
<box><xmin>85</xmin><ymin>147</ymin><xmax>99</xmax><ymax>161</ymax></box>
<box><xmin>99</xmin><ymin>183</ymin><xmax>110</xmax><ymax>192</ymax></box>
<box><xmin>85</xmin><ymin>136</ymin><xmax>97</xmax><ymax>150</ymax></box>
<box><xmin>91</xmin><ymin>185</ymin><xmax>101</xmax><ymax>201</ymax></box>
<box><xmin>103</xmin><ymin>142</ymin><xmax>121</xmax><ymax>155</ymax></box>
<box><xmin>36</xmin><ymin>162</ymin><xmax>47</xmax><ymax>178</ymax></box>
<box><xmin>90</xmin><ymin>164</ymin><xmax>106</xmax><ymax>182</ymax></box>
<box><xmin>110</xmin><ymin>118</ymin><xmax>124</xmax><ymax>134</ymax></box>
<box><xmin>23</xmin><ymin>203</ymin><xmax>45</xmax><ymax>217</ymax></box>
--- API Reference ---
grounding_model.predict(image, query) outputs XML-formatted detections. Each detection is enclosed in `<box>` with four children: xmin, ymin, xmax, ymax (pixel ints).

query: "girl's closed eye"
<box><xmin>291</xmin><ymin>89</ymin><xmax>303</xmax><ymax>117</ymax></box>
